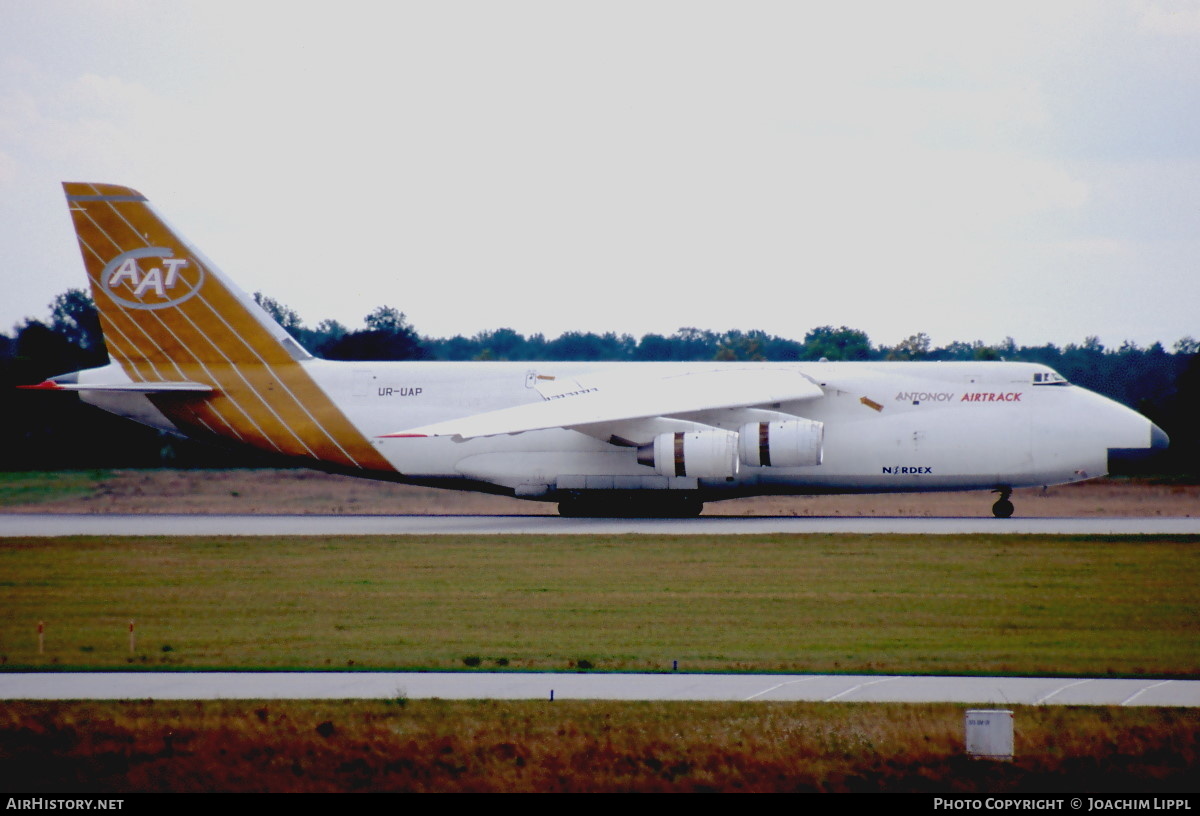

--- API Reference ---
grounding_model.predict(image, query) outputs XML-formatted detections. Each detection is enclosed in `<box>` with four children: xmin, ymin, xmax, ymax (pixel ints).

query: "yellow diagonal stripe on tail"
<box><xmin>64</xmin><ymin>182</ymin><xmax>394</xmax><ymax>473</ymax></box>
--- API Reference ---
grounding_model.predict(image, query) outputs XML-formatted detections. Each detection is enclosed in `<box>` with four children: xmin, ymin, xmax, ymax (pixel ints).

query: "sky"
<box><xmin>2</xmin><ymin>0</ymin><xmax>1198</xmax><ymax>351</ymax></box>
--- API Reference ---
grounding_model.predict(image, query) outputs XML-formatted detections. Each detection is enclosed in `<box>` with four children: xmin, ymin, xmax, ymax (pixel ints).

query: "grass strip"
<box><xmin>0</xmin><ymin>471</ymin><xmax>110</xmax><ymax>507</ymax></box>
<box><xmin>2</xmin><ymin>533</ymin><xmax>1196</xmax><ymax>676</ymax></box>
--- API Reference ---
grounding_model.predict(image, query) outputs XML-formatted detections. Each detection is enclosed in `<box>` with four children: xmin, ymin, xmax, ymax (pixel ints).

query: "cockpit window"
<box><xmin>1032</xmin><ymin>370</ymin><xmax>1070</xmax><ymax>386</ymax></box>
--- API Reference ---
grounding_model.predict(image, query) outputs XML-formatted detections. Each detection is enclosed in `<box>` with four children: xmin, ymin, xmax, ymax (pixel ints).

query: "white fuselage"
<box><xmin>75</xmin><ymin>358</ymin><xmax>1158</xmax><ymax>502</ymax></box>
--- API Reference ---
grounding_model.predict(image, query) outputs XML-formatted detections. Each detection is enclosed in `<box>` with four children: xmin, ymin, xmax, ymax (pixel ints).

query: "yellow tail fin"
<box><xmin>63</xmin><ymin>182</ymin><xmax>392</xmax><ymax>472</ymax></box>
<box><xmin>64</xmin><ymin>182</ymin><xmax>309</xmax><ymax>367</ymax></box>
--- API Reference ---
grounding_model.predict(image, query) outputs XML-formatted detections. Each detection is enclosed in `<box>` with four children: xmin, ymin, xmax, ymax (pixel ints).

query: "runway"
<box><xmin>2</xmin><ymin>672</ymin><xmax>1196</xmax><ymax>706</ymax></box>
<box><xmin>3</xmin><ymin>513</ymin><xmax>1199</xmax><ymax>536</ymax></box>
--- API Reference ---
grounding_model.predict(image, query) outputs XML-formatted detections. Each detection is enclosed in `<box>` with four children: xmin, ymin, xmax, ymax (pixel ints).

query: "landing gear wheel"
<box><xmin>557</xmin><ymin>500</ymin><xmax>587</xmax><ymax>518</ymax></box>
<box><xmin>557</xmin><ymin>494</ymin><xmax>704</xmax><ymax>518</ymax></box>
<box><xmin>659</xmin><ymin>496</ymin><xmax>704</xmax><ymax>518</ymax></box>
<box><xmin>992</xmin><ymin>498</ymin><xmax>1015</xmax><ymax>518</ymax></box>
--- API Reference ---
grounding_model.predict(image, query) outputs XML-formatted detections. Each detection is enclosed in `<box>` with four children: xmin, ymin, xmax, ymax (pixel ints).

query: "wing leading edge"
<box><xmin>382</xmin><ymin>367</ymin><xmax>824</xmax><ymax>441</ymax></box>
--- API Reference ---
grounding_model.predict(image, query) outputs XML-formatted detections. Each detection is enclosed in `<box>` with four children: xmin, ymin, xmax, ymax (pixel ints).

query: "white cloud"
<box><xmin>1056</xmin><ymin>237</ymin><xmax>1130</xmax><ymax>257</ymax></box>
<box><xmin>1135</xmin><ymin>0</ymin><xmax>1200</xmax><ymax>35</ymax></box>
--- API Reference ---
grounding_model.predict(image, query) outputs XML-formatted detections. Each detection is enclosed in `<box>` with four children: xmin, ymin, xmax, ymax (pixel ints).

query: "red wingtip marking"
<box><xmin>16</xmin><ymin>380</ymin><xmax>63</xmax><ymax>390</ymax></box>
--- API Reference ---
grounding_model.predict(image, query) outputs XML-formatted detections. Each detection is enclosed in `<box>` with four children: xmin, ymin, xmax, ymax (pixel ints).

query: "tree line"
<box><xmin>3</xmin><ymin>289</ymin><xmax>1197</xmax><ymax>475</ymax></box>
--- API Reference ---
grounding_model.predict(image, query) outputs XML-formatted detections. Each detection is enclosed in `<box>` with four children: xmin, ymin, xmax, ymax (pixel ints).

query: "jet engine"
<box><xmin>737</xmin><ymin>419</ymin><xmax>824</xmax><ymax>468</ymax></box>
<box><xmin>638</xmin><ymin>430</ymin><xmax>740</xmax><ymax>479</ymax></box>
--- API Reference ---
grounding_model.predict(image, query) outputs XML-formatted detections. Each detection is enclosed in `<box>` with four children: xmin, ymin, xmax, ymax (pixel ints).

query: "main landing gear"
<box><xmin>558</xmin><ymin>493</ymin><xmax>704</xmax><ymax>518</ymax></box>
<box><xmin>991</xmin><ymin>487</ymin><xmax>1014</xmax><ymax>519</ymax></box>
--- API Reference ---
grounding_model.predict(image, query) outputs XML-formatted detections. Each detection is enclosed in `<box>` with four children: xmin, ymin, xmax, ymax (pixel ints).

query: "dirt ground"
<box><xmin>2</xmin><ymin>469</ymin><xmax>1196</xmax><ymax>517</ymax></box>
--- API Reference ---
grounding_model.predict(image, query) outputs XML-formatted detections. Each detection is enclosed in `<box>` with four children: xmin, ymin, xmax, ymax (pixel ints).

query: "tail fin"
<box><xmin>64</xmin><ymin>182</ymin><xmax>310</xmax><ymax>367</ymax></box>
<box><xmin>62</xmin><ymin>182</ymin><xmax>392</xmax><ymax>473</ymax></box>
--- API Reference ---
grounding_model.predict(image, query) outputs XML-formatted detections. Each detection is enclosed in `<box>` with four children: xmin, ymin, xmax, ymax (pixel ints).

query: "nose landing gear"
<box><xmin>991</xmin><ymin>487</ymin><xmax>1014</xmax><ymax>518</ymax></box>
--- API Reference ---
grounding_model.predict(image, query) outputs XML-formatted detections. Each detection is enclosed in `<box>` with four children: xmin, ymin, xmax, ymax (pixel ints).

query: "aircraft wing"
<box><xmin>382</xmin><ymin>367</ymin><xmax>823</xmax><ymax>440</ymax></box>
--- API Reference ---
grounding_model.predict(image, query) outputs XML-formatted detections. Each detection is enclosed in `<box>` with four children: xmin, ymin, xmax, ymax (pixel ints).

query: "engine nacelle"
<box><xmin>638</xmin><ymin>430</ymin><xmax>740</xmax><ymax>479</ymax></box>
<box><xmin>737</xmin><ymin>419</ymin><xmax>824</xmax><ymax>468</ymax></box>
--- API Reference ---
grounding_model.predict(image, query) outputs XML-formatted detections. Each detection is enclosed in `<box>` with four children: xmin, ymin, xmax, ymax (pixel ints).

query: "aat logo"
<box><xmin>101</xmin><ymin>247</ymin><xmax>204</xmax><ymax>310</ymax></box>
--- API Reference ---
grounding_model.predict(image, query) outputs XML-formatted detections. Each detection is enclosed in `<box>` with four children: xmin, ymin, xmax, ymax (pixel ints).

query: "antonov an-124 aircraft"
<box><xmin>26</xmin><ymin>182</ymin><xmax>1168</xmax><ymax>518</ymax></box>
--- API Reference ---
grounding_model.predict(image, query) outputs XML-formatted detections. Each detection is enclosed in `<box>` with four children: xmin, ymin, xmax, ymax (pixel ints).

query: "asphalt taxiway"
<box><xmin>1</xmin><ymin>672</ymin><xmax>1196</xmax><ymax>706</ymax></box>
<box><xmin>2</xmin><ymin>514</ymin><xmax>1199</xmax><ymax>536</ymax></box>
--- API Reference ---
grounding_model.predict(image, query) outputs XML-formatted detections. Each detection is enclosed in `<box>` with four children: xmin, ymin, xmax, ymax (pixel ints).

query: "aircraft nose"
<box><xmin>1108</xmin><ymin>420</ymin><xmax>1170</xmax><ymax>475</ymax></box>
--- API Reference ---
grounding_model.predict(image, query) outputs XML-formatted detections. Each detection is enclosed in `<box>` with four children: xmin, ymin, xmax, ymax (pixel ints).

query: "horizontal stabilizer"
<box><xmin>382</xmin><ymin>367</ymin><xmax>823</xmax><ymax>440</ymax></box>
<box><xmin>19</xmin><ymin>380</ymin><xmax>214</xmax><ymax>394</ymax></box>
